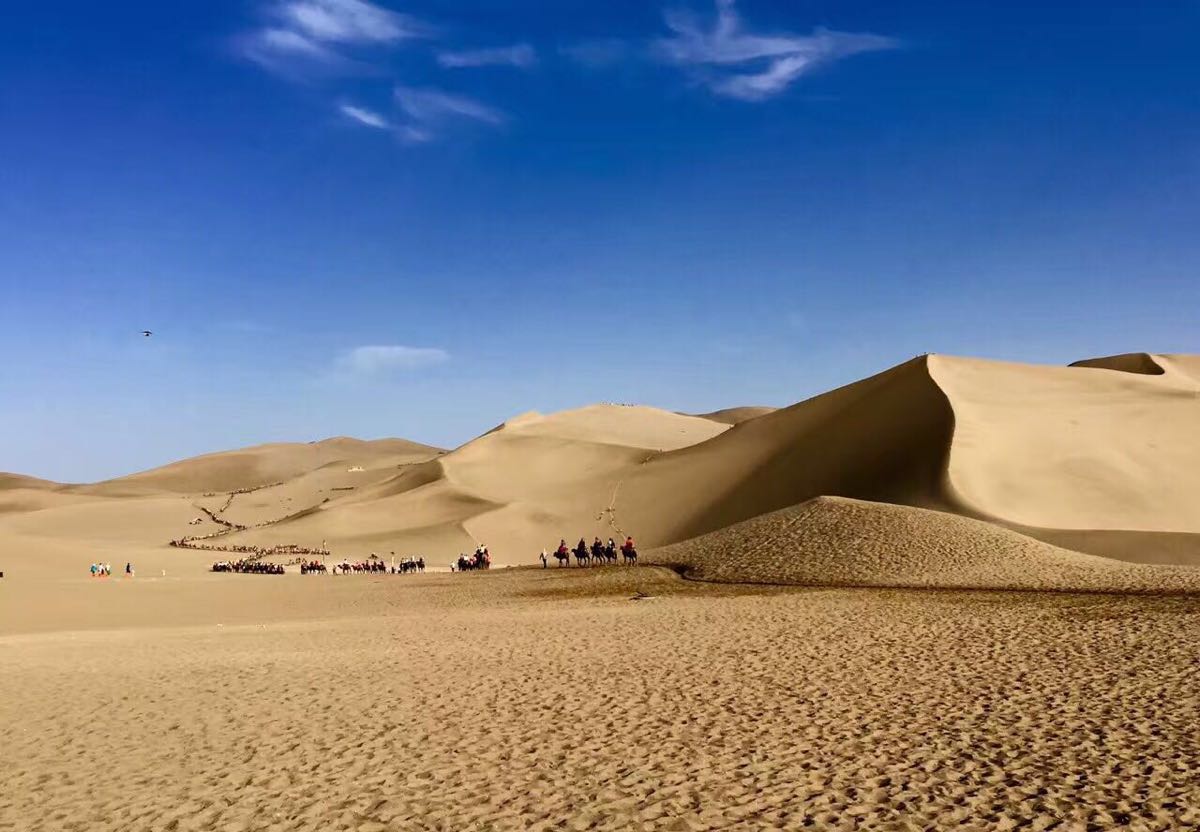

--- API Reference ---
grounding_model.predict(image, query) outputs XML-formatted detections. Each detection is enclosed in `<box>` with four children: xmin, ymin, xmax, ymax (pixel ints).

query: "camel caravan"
<box><xmin>325</xmin><ymin>556</ymin><xmax>426</xmax><ymax>575</ymax></box>
<box><xmin>543</xmin><ymin>536</ymin><xmax>639</xmax><ymax>568</ymax></box>
<box><xmin>196</xmin><ymin>533</ymin><xmax>639</xmax><ymax>576</ymax></box>
<box><xmin>211</xmin><ymin>560</ymin><xmax>285</xmax><ymax>574</ymax></box>
<box><xmin>454</xmin><ymin>546</ymin><xmax>492</xmax><ymax>572</ymax></box>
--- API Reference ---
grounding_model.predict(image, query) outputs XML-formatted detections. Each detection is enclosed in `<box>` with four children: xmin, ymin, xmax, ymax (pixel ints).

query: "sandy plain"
<box><xmin>3</xmin><ymin>567</ymin><xmax>1199</xmax><ymax>832</ymax></box>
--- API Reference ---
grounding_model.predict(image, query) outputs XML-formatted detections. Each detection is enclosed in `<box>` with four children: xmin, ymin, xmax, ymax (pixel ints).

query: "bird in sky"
<box><xmin>141</xmin><ymin>330</ymin><xmax>153</xmax><ymax>337</ymax></box>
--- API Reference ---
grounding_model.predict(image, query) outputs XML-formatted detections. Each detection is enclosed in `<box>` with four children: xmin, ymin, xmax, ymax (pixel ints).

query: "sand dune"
<box><xmin>220</xmin><ymin>405</ymin><xmax>730</xmax><ymax>559</ymax></box>
<box><xmin>691</xmin><ymin>405</ymin><xmax>777</xmax><ymax>424</ymax></box>
<box><xmin>84</xmin><ymin>436</ymin><xmax>442</xmax><ymax>496</ymax></box>
<box><xmin>651</xmin><ymin>496</ymin><xmax>1200</xmax><ymax>593</ymax></box>
<box><xmin>619</xmin><ymin>356</ymin><xmax>954</xmax><ymax>546</ymax></box>
<box><xmin>931</xmin><ymin>354</ymin><xmax>1200</xmax><ymax>534</ymax></box>
<box><xmin>0</xmin><ymin>436</ymin><xmax>444</xmax><ymax>578</ymax></box>
<box><xmin>618</xmin><ymin>352</ymin><xmax>1200</xmax><ymax>567</ymax></box>
<box><xmin>2</xmin><ymin>351</ymin><xmax>1198</xmax><ymax>583</ymax></box>
<box><xmin>1068</xmin><ymin>351</ymin><xmax>1168</xmax><ymax>375</ymax></box>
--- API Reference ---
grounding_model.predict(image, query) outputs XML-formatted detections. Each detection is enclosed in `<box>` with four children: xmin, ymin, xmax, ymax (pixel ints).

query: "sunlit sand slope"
<box><xmin>84</xmin><ymin>436</ymin><xmax>442</xmax><ymax>496</ymax></box>
<box><xmin>651</xmin><ymin>496</ymin><xmax>1200</xmax><ymax>592</ymax></box>
<box><xmin>221</xmin><ymin>406</ymin><xmax>730</xmax><ymax>559</ymax></box>
<box><xmin>931</xmin><ymin>354</ymin><xmax>1200</xmax><ymax>533</ymax></box>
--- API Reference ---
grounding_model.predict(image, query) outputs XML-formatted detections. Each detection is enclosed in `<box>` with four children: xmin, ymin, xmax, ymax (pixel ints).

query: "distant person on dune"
<box><xmin>125</xmin><ymin>562</ymin><xmax>133</xmax><ymax>578</ymax></box>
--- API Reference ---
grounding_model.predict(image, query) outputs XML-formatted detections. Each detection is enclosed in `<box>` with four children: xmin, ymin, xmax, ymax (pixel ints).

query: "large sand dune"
<box><xmin>85</xmin><ymin>436</ymin><xmax>442</xmax><ymax>496</ymax></box>
<box><xmin>2</xmin><ymin>352</ymin><xmax>1198</xmax><ymax>586</ymax></box>
<box><xmin>219</xmin><ymin>405</ymin><xmax>731</xmax><ymax>559</ymax></box>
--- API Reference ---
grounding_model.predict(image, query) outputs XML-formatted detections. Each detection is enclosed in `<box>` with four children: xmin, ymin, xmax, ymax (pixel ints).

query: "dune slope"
<box><xmin>618</xmin><ymin>356</ymin><xmax>956</xmax><ymax>545</ymax></box>
<box><xmin>931</xmin><ymin>354</ymin><xmax>1200</xmax><ymax>535</ymax></box>
<box><xmin>691</xmin><ymin>406</ymin><xmax>777</xmax><ymax>425</ymax></box>
<box><xmin>219</xmin><ymin>406</ymin><xmax>731</xmax><ymax>559</ymax></box>
<box><xmin>651</xmin><ymin>496</ymin><xmax>1200</xmax><ymax>592</ymax></box>
<box><xmin>85</xmin><ymin>437</ymin><xmax>442</xmax><ymax>496</ymax></box>
<box><xmin>616</xmin><ymin>353</ymin><xmax>1200</xmax><ymax>566</ymax></box>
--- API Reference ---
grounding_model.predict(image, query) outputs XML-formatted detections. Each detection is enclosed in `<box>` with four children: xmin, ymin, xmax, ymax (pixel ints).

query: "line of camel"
<box><xmin>545</xmin><ymin>537</ymin><xmax>638</xmax><ymax>567</ymax></box>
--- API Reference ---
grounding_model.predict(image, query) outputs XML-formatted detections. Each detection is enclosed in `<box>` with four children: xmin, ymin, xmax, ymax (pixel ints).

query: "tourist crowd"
<box><xmin>211</xmin><ymin>560</ymin><xmax>285</xmax><ymax>575</ymax></box>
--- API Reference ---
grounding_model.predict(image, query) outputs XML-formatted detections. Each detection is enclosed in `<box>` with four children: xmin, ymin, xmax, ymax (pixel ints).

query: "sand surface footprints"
<box><xmin>2</xmin><ymin>582</ymin><xmax>1199</xmax><ymax>830</ymax></box>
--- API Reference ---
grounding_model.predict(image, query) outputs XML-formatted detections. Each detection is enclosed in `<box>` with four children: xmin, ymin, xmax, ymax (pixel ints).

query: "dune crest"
<box><xmin>1068</xmin><ymin>352</ymin><xmax>1167</xmax><ymax>375</ymax></box>
<box><xmin>83</xmin><ymin>437</ymin><xmax>443</xmax><ymax>496</ymax></box>
<box><xmin>690</xmin><ymin>406</ymin><xmax>777</xmax><ymax>425</ymax></box>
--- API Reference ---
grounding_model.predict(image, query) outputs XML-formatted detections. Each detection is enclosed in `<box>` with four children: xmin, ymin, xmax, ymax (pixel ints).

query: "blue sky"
<box><xmin>1</xmin><ymin>0</ymin><xmax>1197</xmax><ymax>481</ymax></box>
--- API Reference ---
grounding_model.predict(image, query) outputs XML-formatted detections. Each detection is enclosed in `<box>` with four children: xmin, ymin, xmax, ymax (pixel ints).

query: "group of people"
<box><xmin>543</xmin><ymin>536</ymin><xmax>638</xmax><ymax>567</ymax></box>
<box><xmin>453</xmin><ymin>545</ymin><xmax>492</xmax><ymax>572</ymax></box>
<box><xmin>210</xmin><ymin>560</ymin><xmax>285</xmax><ymax>574</ymax></box>
<box><xmin>326</xmin><ymin>557</ymin><xmax>426</xmax><ymax>574</ymax></box>
<box><xmin>89</xmin><ymin>562</ymin><xmax>133</xmax><ymax>578</ymax></box>
<box><xmin>171</xmin><ymin>540</ymin><xmax>329</xmax><ymax>557</ymax></box>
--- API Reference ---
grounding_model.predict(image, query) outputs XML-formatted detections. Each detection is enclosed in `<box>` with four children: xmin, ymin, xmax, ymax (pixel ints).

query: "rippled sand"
<box><xmin>2</xmin><ymin>568</ymin><xmax>1199</xmax><ymax>831</ymax></box>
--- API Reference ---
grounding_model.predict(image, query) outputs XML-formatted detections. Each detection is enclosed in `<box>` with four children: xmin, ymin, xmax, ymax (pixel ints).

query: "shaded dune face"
<box><xmin>1068</xmin><ymin>352</ymin><xmax>1167</xmax><ymax>375</ymax></box>
<box><xmin>620</xmin><ymin>357</ymin><xmax>956</xmax><ymax>545</ymax></box>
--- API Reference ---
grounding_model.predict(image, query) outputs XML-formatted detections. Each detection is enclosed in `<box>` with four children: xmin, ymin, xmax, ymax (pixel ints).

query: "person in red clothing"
<box><xmin>621</xmin><ymin>536</ymin><xmax>638</xmax><ymax>565</ymax></box>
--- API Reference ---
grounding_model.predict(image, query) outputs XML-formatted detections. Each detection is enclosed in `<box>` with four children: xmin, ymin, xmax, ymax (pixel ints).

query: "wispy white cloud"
<box><xmin>395</xmin><ymin>85</ymin><xmax>506</xmax><ymax>126</ymax></box>
<box><xmin>238</xmin><ymin>0</ymin><xmax>509</xmax><ymax>144</ymax></box>
<box><xmin>238</xmin><ymin>27</ymin><xmax>347</xmax><ymax>74</ymax></box>
<box><xmin>239</xmin><ymin>0</ymin><xmax>428</xmax><ymax>76</ymax></box>
<box><xmin>337</xmin><ymin>345</ymin><xmax>449</xmax><ymax>375</ymax></box>
<box><xmin>437</xmin><ymin>43</ymin><xmax>536</xmax><ymax>69</ymax></box>
<box><xmin>653</xmin><ymin>0</ymin><xmax>897</xmax><ymax>101</ymax></box>
<box><xmin>395</xmin><ymin>124</ymin><xmax>434</xmax><ymax>143</ymax></box>
<box><xmin>274</xmin><ymin>0</ymin><xmax>426</xmax><ymax>45</ymax></box>
<box><xmin>339</xmin><ymin>103</ymin><xmax>390</xmax><ymax>128</ymax></box>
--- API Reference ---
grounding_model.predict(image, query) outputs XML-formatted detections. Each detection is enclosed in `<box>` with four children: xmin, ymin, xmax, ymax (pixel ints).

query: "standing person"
<box><xmin>125</xmin><ymin>562</ymin><xmax>133</xmax><ymax>578</ymax></box>
<box><xmin>90</xmin><ymin>563</ymin><xmax>97</xmax><ymax>578</ymax></box>
<box><xmin>540</xmin><ymin>550</ymin><xmax>548</xmax><ymax>569</ymax></box>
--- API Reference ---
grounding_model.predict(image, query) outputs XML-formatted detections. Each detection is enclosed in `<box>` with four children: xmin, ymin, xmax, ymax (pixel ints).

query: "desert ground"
<box><xmin>3</xmin><ymin>570</ymin><xmax>1200</xmax><ymax>831</ymax></box>
<box><xmin>3</xmin><ymin>352</ymin><xmax>1200</xmax><ymax>830</ymax></box>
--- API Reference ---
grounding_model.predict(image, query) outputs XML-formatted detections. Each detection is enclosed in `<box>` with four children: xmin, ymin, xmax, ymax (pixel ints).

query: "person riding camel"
<box><xmin>623</xmin><ymin>536</ymin><xmax>635</xmax><ymax>552</ymax></box>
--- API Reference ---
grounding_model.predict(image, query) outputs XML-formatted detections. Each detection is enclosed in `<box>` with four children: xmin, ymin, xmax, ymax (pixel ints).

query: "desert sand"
<box><xmin>3</xmin><ymin>352</ymin><xmax>1200</xmax><ymax>829</ymax></box>
<box><xmin>3</xmin><ymin>352</ymin><xmax>1198</xmax><ymax>583</ymax></box>
<box><xmin>3</xmin><ymin>570</ymin><xmax>1200</xmax><ymax>831</ymax></box>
